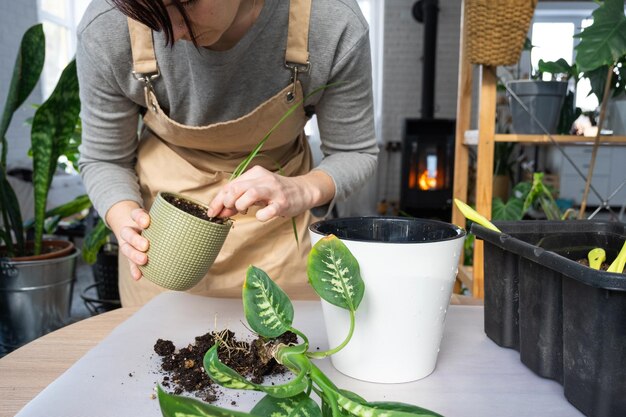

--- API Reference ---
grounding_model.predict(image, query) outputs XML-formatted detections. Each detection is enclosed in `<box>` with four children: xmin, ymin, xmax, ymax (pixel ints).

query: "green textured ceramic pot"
<box><xmin>138</xmin><ymin>192</ymin><xmax>232</xmax><ymax>291</ymax></box>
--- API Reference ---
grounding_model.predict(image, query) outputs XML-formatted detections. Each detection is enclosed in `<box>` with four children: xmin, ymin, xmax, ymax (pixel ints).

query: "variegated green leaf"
<box><xmin>1</xmin><ymin>24</ymin><xmax>45</xmax><ymax>163</ymax></box>
<box><xmin>31</xmin><ymin>59</ymin><xmax>80</xmax><ymax>254</ymax></box>
<box><xmin>366</xmin><ymin>403</ymin><xmax>443</xmax><ymax>417</ymax></box>
<box><xmin>243</xmin><ymin>265</ymin><xmax>294</xmax><ymax>338</ymax></box>
<box><xmin>157</xmin><ymin>385</ymin><xmax>258</xmax><ymax>417</ymax></box>
<box><xmin>322</xmin><ymin>390</ymin><xmax>366</xmax><ymax>417</ymax></box>
<box><xmin>203</xmin><ymin>344</ymin><xmax>308</xmax><ymax>398</ymax></box>
<box><xmin>250</xmin><ymin>393</ymin><xmax>322</xmax><ymax>417</ymax></box>
<box><xmin>336</xmin><ymin>394</ymin><xmax>442</xmax><ymax>417</ymax></box>
<box><xmin>0</xmin><ymin>24</ymin><xmax>43</xmax><ymax>256</ymax></box>
<box><xmin>203</xmin><ymin>344</ymin><xmax>258</xmax><ymax>391</ymax></box>
<box><xmin>307</xmin><ymin>235</ymin><xmax>364</xmax><ymax>310</ymax></box>
<box><xmin>82</xmin><ymin>217</ymin><xmax>112</xmax><ymax>264</ymax></box>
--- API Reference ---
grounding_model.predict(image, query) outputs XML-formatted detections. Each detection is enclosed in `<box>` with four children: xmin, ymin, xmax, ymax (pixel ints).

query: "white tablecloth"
<box><xmin>16</xmin><ymin>292</ymin><xmax>584</xmax><ymax>417</ymax></box>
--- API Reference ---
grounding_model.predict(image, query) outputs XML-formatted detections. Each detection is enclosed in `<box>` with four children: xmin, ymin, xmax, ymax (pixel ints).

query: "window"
<box><xmin>531</xmin><ymin>2</ymin><xmax>599</xmax><ymax>111</ymax></box>
<box><xmin>38</xmin><ymin>0</ymin><xmax>91</xmax><ymax>98</ymax></box>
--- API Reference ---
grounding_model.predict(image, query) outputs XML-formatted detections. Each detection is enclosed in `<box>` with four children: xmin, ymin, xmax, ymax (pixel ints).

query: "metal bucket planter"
<box><xmin>139</xmin><ymin>192</ymin><xmax>233</xmax><ymax>291</ymax></box>
<box><xmin>0</xmin><ymin>246</ymin><xmax>79</xmax><ymax>354</ymax></box>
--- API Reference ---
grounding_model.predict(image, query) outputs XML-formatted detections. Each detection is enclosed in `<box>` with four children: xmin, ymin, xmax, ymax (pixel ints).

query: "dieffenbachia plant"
<box><xmin>158</xmin><ymin>234</ymin><xmax>444</xmax><ymax>417</ymax></box>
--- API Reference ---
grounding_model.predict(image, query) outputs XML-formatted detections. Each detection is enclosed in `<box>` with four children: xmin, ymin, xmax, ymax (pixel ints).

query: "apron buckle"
<box><xmin>284</xmin><ymin>62</ymin><xmax>310</xmax><ymax>102</ymax></box>
<box><xmin>133</xmin><ymin>70</ymin><xmax>161</xmax><ymax>112</ymax></box>
<box><xmin>132</xmin><ymin>70</ymin><xmax>161</xmax><ymax>84</ymax></box>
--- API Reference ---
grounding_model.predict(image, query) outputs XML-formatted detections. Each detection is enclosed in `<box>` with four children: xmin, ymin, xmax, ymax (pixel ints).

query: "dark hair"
<box><xmin>111</xmin><ymin>0</ymin><xmax>196</xmax><ymax>46</ymax></box>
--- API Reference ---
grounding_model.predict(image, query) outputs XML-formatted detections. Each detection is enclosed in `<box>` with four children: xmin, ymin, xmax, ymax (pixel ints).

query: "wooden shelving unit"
<box><xmin>452</xmin><ymin>1</ymin><xmax>626</xmax><ymax>299</ymax></box>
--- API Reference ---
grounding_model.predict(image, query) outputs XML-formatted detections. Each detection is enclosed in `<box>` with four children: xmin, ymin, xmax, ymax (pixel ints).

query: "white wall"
<box><xmin>0</xmin><ymin>0</ymin><xmax>42</xmax><ymax>169</ymax></box>
<box><xmin>378</xmin><ymin>0</ymin><xmax>462</xmax><ymax>207</ymax></box>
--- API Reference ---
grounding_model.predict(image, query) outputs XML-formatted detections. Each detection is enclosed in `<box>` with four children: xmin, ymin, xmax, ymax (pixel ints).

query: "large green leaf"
<box><xmin>574</xmin><ymin>0</ymin><xmax>626</xmax><ymax>73</ymax></box>
<box><xmin>335</xmin><ymin>394</ymin><xmax>442</xmax><ymax>417</ymax></box>
<box><xmin>243</xmin><ymin>265</ymin><xmax>294</xmax><ymax>338</ymax></box>
<box><xmin>250</xmin><ymin>393</ymin><xmax>321</xmax><ymax>417</ymax></box>
<box><xmin>306</xmin><ymin>235</ymin><xmax>364</xmax><ymax>311</ymax></box>
<box><xmin>538</xmin><ymin>58</ymin><xmax>576</xmax><ymax>79</ymax></box>
<box><xmin>157</xmin><ymin>385</ymin><xmax>258</xmax><ymax>417</ymax></box>
<box><xmin>0</xmin><ymin>24</ymin><xmax>45</xmax><ymax>165</ymax></box>
<box><xmin>491</xmin><ymin>197</ymin><xmax>524</xmax><ymax>221</ymax></box>
<box><xmin>30</xmin><ymin>59</ymin><xmax>80</xmax><ymax>254</ymax></box>
<box><xmin>203</xmin><ymin>344</ymin><xmax>308</xmax><ymax>398</ymax></box>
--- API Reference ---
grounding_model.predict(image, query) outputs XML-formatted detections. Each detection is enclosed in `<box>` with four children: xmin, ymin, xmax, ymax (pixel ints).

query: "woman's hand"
<box><xmin>207</xmin><ymin>166</ymin><xmax>335</xmax><ymax>221</ymax></box>
<box><xmin>106</xmin><ymin>200</ymin><xmax>150</xmax><ymax>281</ymax></box>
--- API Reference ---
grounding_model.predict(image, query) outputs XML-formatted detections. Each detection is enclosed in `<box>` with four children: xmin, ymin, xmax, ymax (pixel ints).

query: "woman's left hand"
<box><xmin>207</xmin><ymin>165</ymin><xmax>335</xmax><ymax>221</ymax></box>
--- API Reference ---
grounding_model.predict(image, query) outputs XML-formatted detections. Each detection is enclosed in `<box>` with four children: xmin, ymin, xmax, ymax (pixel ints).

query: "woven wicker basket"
<box><xmin>466</xmin><ymin>0</ymin><xmax>538</xmax><ymax>67</ymax></box>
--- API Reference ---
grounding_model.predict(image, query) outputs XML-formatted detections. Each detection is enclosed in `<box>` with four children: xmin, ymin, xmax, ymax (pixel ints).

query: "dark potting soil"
<box><xmin>577</xmin><ymin>258</ymin><xmax>612</xmax><ymax>271</ymax></box>
<box><xmin>154</xmin><ymin>330</ymin><xmax>297</xmax><ymax>403</ymax></box>
<box><xmin>163</xmin><ymin>194</ymin><xmax>228</xmax><ymax>224</ymax></box>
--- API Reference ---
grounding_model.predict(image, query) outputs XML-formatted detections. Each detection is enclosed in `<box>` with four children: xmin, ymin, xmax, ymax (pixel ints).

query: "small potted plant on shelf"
<box><xmin>158</xmin><ymin>234</ymin><xmax>445</xmax><ymax>417</ymax></box>
<box><xmin>0</xmin><ymin>24</ymin><xmax>88</xmax><ymax>353</ymax></box>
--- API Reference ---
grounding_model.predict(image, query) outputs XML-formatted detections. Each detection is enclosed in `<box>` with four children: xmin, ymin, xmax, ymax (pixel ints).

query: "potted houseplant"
<box><xmin>502</xmin><ymin>35</ymin><xmax>568</xmax><ymax>135</ymax></box>
<box><xmin>0</xmin><ymin>24</ymin><xmax>86</xmax><ymax>353</ymax></box>
<box><xmin>506</xmin><ymin>78</ymin><xmax>568</xmax><ymax>134</ymax></box>
<box><xmin>158</xmin><ymin>234</ymin><xmax>446</xmax><ymax>417</ymax></box>
<box><xmin>308</xmin><ymin>217</ymin><xmax>465</xmax><ymax>384</ymax></box>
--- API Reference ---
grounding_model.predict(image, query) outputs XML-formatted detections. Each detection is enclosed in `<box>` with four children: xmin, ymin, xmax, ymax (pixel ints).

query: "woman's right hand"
<box><xmin>106</xmin><ymin>200</ymin><xmax>151</xmax><ymax>281</ymax></box>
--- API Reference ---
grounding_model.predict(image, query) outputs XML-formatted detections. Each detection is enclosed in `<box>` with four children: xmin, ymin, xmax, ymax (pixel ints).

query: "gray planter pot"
<box><xmin>139</xmin><ymin>192</ymin><xmax>233</xmax><ymax>291</ymax></box>
<box><xmin>507</xmin><ymin>80</ymin><xmax>568</xmax><ymax>134</ymax></box>
<box><xmin>0</xmin><ymin>248</ymin><xmax>79</xmax><ymax>354</ymax></box>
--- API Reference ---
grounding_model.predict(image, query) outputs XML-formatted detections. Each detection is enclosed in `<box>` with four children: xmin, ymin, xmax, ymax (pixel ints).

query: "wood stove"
<box><xmin>400</xmin><ymin>119</ymin><xmax>455</xmax><ymax>219</ymax></box>
<box><xmin>400</xmin><ymin>0</ymin><xmax>455</xmax><ymax>220</ymax></box>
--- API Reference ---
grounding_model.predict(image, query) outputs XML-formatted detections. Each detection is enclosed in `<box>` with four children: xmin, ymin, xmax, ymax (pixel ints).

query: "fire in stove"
<box><xmin>409</xmin><ymin>152</ymin><xmax>441</xmax><ymax>191</ymax></box>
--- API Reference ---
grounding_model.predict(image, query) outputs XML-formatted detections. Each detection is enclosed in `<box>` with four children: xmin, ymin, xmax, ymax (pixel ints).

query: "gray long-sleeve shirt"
<box><xmin>76</xmin><ymin>0</ymin><xmax>378</xmax><ymax>219</ymax></box>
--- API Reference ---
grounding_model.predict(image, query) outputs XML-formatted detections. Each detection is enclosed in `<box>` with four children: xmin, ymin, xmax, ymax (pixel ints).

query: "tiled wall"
<box><xmin>0</xmin><ymin>0</ymin><xmax>41</xmax><ymax>169</ymax></box>
<box><xmin>378</xmin><ymin>0</ymin><xmax>462</xmax><ymax>207</ymax></box>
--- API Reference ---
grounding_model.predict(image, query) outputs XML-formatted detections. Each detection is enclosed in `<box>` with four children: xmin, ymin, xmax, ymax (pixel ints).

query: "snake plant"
<box><xmin>158</xmin><ymin>234</ymin><xmax>444</xmax><ymax>417</ymax></box>
<box><xmin>0</xmin><ymin>23</ymin><xmax>85</xmax><ymax>257</ymax></box>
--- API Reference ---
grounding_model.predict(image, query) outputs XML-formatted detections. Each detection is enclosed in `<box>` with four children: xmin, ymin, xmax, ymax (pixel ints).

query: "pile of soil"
<box><xmin>154</xmin><ymin>330</ymin><xmax>297</xmax><ymax>402</ymax></box>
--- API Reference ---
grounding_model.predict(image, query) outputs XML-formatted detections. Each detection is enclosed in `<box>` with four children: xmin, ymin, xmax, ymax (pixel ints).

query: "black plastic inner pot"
<box><xmin>309</xmin><ymin>217</ymin><xmax>465</xmax><ymax>244</ymax></box>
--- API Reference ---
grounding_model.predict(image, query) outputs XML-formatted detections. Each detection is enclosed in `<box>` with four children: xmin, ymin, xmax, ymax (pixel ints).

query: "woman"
<box><xmin>76</xmin><ymin>0</ymin><xmax>378</xmax><ymax>306</ymax></box>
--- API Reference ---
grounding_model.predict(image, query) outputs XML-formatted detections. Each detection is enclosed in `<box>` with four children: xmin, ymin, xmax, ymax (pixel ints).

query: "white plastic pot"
<box><xmin>309</xmin><ymin>217</ymin><xmax>465</xmax><ymax>383</ymax></box>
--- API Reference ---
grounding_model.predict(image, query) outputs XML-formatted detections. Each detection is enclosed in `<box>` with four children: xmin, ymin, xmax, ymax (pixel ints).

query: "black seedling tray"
<box><xmin>471</xmin><ymin>220</ymin><xmax>626</xmax><ymax>417</ymax></box>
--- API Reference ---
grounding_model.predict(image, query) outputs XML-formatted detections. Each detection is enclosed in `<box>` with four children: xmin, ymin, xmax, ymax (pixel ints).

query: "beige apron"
<box><xmin>120</xmin><ymin>0</ymin><xmax>319</xmax><ymax>306</ymax></box>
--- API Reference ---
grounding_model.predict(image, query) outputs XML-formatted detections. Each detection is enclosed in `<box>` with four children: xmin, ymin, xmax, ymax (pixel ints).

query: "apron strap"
<box><xmin>285</xmin><ymin>0</ymin><xmax>312</xmax><ymax>66</ymax></box>
<box><xmin>127</xmin><ymin>17</ymin><xmax>159</xmax><ymax>77</ymax></box>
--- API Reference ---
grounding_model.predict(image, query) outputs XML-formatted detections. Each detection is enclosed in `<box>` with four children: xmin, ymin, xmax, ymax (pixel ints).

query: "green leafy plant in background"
<box><xmin>492</xmin><ymin>172</ymin><xmax>572</xmax><ymax>221</ymax></box>
<box><xmin>158</xmin><ymin>234</ymin><xmax>444</xmax><ymax>417</ymax></box>
<box><xmin>0</xmin><ymin>23</ymin><xmax>89</xmax><ymax>257</ymax></box>
<box><xmin>538</xmin><ymin>0</ymin><xmax>626</xmax><ymax>133</ymax></box>
<box><xmin>536</xmin><ymin>58</ymin><xmax>583</xmax><ymax>135</ymax></box>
